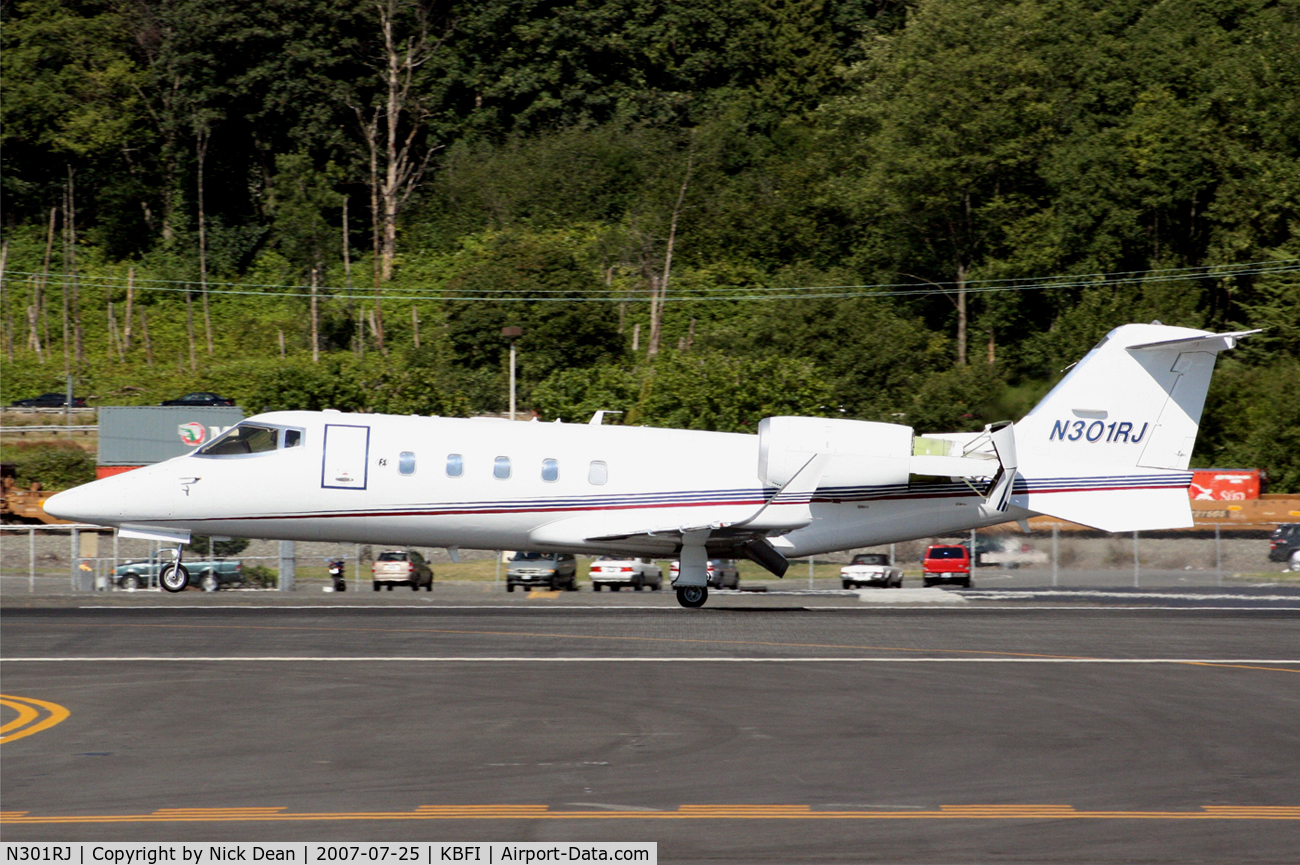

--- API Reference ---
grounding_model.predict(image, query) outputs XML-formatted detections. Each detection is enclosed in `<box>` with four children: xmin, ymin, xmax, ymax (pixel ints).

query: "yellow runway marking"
<box><xmin>2</xmin><ymin>805</ymin><xmax>1298</xmax><ymax>825</ymax></box>
<box><xmin>0</xmin><ymin>695</ymin><xmax>69</xmax><ymax>744</ymax></box>
<box><xmin>0</xmin><ymin>699</ymin><xmax>39</xmax><ymax>733</ymax></box>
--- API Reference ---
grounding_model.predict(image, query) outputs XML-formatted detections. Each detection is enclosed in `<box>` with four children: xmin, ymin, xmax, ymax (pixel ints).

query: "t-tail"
<box><xmin>1010</xmin><ymin>323</ymin><xmax>1257</xmax><ymax>532</ymax></box>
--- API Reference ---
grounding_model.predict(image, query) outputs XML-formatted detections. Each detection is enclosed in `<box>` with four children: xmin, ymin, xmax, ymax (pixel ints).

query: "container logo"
<box><xmin>178</xmin><ymin>421</ymin><xmax>208</xmax><ymax>446</ymax></box>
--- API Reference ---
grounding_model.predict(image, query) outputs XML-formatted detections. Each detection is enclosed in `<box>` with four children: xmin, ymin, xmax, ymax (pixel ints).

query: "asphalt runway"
<box><xmin>3</xmin><ymin>593</ymin><xmax>1299</xmax><ymax>864</ymax></box>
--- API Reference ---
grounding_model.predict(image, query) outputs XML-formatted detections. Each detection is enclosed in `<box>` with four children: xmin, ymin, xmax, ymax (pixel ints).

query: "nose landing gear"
<box><xmin>675</xmin><ymin>585</ymin><xmax>708</xmax><ymax>608</ymax></box>
<box><xmin>159</xmin><ymin>543</ymin><xmax>190</xmax><ymax>593</ymax></box>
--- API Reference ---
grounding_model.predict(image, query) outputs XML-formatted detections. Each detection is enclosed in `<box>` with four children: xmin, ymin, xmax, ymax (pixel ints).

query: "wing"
<box><xmin>526</xmin><ymin>455</ymin><xmax>830</xmax><ymax>577</ymax></box>
<box><xmin>582</xmin><ymin>453</ymin><xmax>829</xmax><ymax>544</ymax></box>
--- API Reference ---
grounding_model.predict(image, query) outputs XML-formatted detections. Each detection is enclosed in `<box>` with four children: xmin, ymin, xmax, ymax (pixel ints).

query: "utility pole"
<box><xmin>310</xmin><ymin>268</ymin><xmax>320</xmax><ymax>363</ymax></box>
<box><xmin>502</xmin><ymin>326</ymin><xmax>522</xmax><ymax>420</ymax></box>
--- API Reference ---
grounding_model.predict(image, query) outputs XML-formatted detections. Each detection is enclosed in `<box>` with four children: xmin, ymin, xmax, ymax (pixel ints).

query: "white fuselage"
<box><xmin>46</xmin><ymin>410</ymin><xmax>1028</xmax><ymax>558</ymax></box>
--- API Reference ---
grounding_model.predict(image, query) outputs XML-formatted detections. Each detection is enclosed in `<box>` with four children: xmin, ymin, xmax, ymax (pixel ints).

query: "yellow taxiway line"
<box><xmin>0</xmin><ymin>695</ymin><xmax>69</xmax><ymax>744</ymax></box>
<box><xmin>3</xmin><ymin>805</ymin><xmax>1298</xmax><ymax>824</ymax></box>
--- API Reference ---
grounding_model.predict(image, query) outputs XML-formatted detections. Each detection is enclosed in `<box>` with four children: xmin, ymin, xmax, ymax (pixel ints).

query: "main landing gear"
<box><xmin>675</xmin><ymin>585</ymin><xmax>708</xmax><ymax>608</ymax></box>
<box><xmin>159</xmin><ymin>543</ymin><xmax>190</xmax><ymax>593</ymax></box>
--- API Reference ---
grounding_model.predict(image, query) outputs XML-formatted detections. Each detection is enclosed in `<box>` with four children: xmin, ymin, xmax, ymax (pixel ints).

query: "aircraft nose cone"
<box><xmin>43</xmin><ymin>483</ymin><xmax>115</xmax><ymax>525</ymax></box>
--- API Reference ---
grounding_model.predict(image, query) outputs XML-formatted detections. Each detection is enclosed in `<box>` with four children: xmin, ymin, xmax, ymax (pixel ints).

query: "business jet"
<box><xmin>45</xmin><ymin>323</ymin><xmax>1252</xmax><ymax>607</ymax></box>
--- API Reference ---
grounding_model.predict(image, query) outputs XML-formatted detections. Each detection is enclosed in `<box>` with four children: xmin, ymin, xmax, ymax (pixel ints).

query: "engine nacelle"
<box><xmin>757</xmin><ymin>417</ymin><xmax>913</xmax><ymax>489</ymax></box>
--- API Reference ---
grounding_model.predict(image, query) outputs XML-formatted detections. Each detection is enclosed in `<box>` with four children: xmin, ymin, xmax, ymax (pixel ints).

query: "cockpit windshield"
<box><xmin>197</xmin><ymin>424</ymin><xmax>280</xmax><ymax>456</ymax></box>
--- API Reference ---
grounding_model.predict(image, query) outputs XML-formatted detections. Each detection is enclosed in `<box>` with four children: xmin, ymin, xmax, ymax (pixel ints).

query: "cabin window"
<box><xmin>446</xmin><ymin>454</ymin><xmax>463</xmax><ymax>477</ymax></box>
<box><xmin>197</xmin><ymin>424</ymin><xmax>279</xmax><ymax>456</ymax></box>
<box><xmin>588</xmin><ymin>460</ymin><xmax>608</xmax><ymax>485</ymax></box>
<box><xmin>541</xmin><ymin>458</ymin><xmax>559</xmax><ymax>482</ymax></box>
<box><xmin>494</xmin><ymin>456</ymin><xmax>512</xmax><ymax>479</ymax></box>
<box><xmin>399</xmin><ymin>451</ymin><xmax>416</xmax><ymax>475</ymax></box>
<box><xmin>283</xmin><ymin>429</ymin><xmax>303</xmax><ymax>448</ymax></box>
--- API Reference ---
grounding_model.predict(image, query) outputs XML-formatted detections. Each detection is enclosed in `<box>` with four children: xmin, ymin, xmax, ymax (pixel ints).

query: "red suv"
<box><xmin>922</xmin><ymin>544</ymin><xmax>972</xmax><ymax>588</ymax></box>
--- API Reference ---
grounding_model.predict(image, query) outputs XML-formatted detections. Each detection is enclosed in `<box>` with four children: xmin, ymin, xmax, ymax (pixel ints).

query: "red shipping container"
<box><xmin>96</xmin><ymin>465</ymin><xmax>141</xmax><ymax>480</ymax></box>
<box><xmin>1188</xmin><ymin>469</ymin><xmax>1260</xmax><ymax>502</ymax></box>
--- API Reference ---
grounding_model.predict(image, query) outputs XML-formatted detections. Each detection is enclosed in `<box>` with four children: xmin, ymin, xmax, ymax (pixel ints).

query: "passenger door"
<box><xmin>321</xmin><ymin>424</ymin><xmax>370</xmax><ymax>490</ymax></box>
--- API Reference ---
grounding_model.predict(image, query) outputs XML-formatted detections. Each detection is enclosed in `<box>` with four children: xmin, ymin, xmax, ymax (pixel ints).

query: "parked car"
<box><xmin>1268</xmin><ymin>524</ymin><xmax>1300</xmax><ymax>563</ymax></box>
<box><xmin>589</xmin><ymin>556</ymin><xmax>663</xmax><ymax>591</ymax></box>
<box><xmin>967</xmin><ymin>537</ymin><xmax>1047</xmax><ymax>568</ymax></box>
<box><xmin>372</xmin><ymin>549</ymin><xmax>433</xmax><ymax>591</ymax></box>
<box><xmin>506</xmin><ymin>551</ymin><xmax>578</xmax><ymax>591</ymax></box>
<box><xmin>669</xmin><ymin>558</ymin><xmax>740</xmax><ymax>589</ymax></box>
<box><xmin>114</xmin><ymin>558</ymin><xmax>243</xmax><ymax>591</ymax></box>
<box><xmin>160</xmin><ymin>391</ymin><xmax>235</xmax><ymax>406</ymax></box>
<box><xmin>10</xmin><ymin>393</ymin><xmax>86</xmax><ymax>408</ymax></box>
<box><xmin>922</xmin><ymin>544</ymin><xmax>972</xmax><ymax>588</ymax></box>
<box><xmin>840</xmin><ymin>553</ymin><xmax>903</xmax><ymax>588</ymax></box>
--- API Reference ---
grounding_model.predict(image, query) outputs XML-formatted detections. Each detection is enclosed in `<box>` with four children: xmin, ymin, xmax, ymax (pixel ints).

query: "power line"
<box><xmin>4</xmin><ymin>259</ymin><xmax>1297</xmax><ymax>303</ymax></box>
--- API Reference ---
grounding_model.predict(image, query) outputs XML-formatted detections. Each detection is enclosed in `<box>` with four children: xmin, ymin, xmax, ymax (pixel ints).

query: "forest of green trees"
<box><xmin>2</xmin><ymin>0</ymin><xmax>1298</xmax><ymax>489</ymax></box>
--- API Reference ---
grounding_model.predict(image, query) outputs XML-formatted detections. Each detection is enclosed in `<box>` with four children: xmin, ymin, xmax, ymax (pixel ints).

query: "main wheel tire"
<box><xmin>386</xmin><ymin>584</ymin><xmax>393</xmax><ymax>591</ymax></box>
<box><xmin>159</xmin><ymin>563</ymin><xmax>190</xmax><ymax>593</ymax></box>
<box><xmin>199</xmin><ymin>572</ymin><xmax>220</xmax><ymax>592</ymax></box>
<box><xmin>652</xmin><ymin>582</ymin><xmax>662</xmax><ymax>591</ymax></box>
<box><xmin>373</xmin><ymin>581</ymin><xmax>380</xmax><ymax>591</ymax></box>
<box><xmin>425</xmin><ymin>580</ymin><xmax>433</xmax><ymax>591</ymax></box>
<box><xmin>612</xmin><ymin>585</ymin><xmax>621</xmax><ymax>592</ymax></box>
<box><xmin>507</xmin><ymin>584</ymin><xmax>515</xmax><ymax>592</ymax></box>
<box><xmin>842</xmin><ymin>580</ymin><xmax>853</xmax><ymax>590</ymax></box>
<box><xmin>675</xmin><ymin>585</ymin><xmax>708</xmax><ymax>608</ymax></box>
<box><xmin>922</xmin><ymin>578</ymin><xmax>933</xmax><ymax>588</ymax></box>
<box><xmin>634</xmin><ymin>580</ymin><xmax>644</xmax><ymax>591</ymax></box>
<box><xmin>120</xmin><ymin>574</ymin><xmax>141</xmax><ymax>591</ymax></box>
<box><xmin>410</xmin><ymin>579</ymin><xmax>420</xmax><ymax>591</ymax></box>
<box><xmin>592</xmin><ymin>583</ymin><xmax>601</xmax><ymax>591</ymax></box>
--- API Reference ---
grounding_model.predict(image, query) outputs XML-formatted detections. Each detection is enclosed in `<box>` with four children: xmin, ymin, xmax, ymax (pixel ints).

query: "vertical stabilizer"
<box><xmin>1011</xmin><ymin>324</ymin><xmax>1255</xmax><ymax>531</ymax></box>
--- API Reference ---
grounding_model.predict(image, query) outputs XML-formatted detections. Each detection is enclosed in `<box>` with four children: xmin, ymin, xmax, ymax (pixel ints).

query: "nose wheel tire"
<box><xmin>159</xmin><ymin>563</ymin><xmax>190</xmax><ymax>593</ymax></box>
<box><xmin>675</xmin><ymin>585</ymin><xmax>708</xmax><ymax>608</ymax></box>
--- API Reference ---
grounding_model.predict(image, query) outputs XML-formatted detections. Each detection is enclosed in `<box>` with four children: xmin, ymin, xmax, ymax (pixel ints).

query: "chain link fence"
<box><xmin>0</xmin><ymin>524</ymin><xmax>1290</xmax><ymax>595</ymax></box>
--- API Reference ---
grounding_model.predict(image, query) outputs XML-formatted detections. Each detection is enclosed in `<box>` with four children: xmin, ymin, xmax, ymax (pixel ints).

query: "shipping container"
<box><xmin>98</xmin><ymin>406</ymin><xmax>245</xmax><ymax>467</ymax></box>
<box><xmin>1188</xmin><ymin>469</ymin><xmax>1261</xmax><ymax>502</ymax></box>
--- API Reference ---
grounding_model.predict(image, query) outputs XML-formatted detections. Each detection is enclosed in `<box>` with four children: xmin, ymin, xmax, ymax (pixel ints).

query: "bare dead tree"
<box><xmin>26</xmin><ymin>303</ymin><xmax>44</xmax><ymax>363</ymax></box>
<box><xmin>35</xmin><ymin>206</ymin><xmax>56</xmax><ymax>359</ymax></box>
<box><xmin>956</xmin><ymin>262</ymin><xmax>968</xmax><ymax>366</ymax></box>
<box><xmin>647</xmin><ymin>136</ymin><xmax>694</xmax><ymax>358</ymax></box>
<box><xmin>342</xmin><ymin>196</ymin><xmax>360</xmax><ymax>356</ymax></box>
<box><xmin>196</xmin><ymin>126</ymin><xmax>214</xmax><ymax>355</ymax></box>
<box><xmin>122</xmin><ymin>267</ymin><xmax>134</xmax><ymax>353</ymax></box>
<box><xmin>359</xmin><ymin>105</ymin><xmax>386</xmax><ymax>354</ymax></box>
<box><xmin>350</xmin><ymin>0</ymin><xmax>450</xmax><ymax>354</ymax></box>
<box><xmin>0</xmin><ymin>239</ymin><xmax>10</xmax><ymax>362</ymax></box>
<box><xmin>61</xmin><ymin>178</ymin><xmax>72</xmax><ymax>375</ymax></box>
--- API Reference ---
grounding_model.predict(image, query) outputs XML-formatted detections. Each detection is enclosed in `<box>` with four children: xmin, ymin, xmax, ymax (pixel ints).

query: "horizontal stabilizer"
<box><xmin>1016</xmin><ymin>487</ymin><xmax>1193</xmax><ymax>532</ymax></box>
<box><xmin>1010</xmin><ymin>471</ymin><xmax>1194</xmax><ymax>532</ymax></box>
<box><xmin>1127</xmin><ymin>329</ymin><xmax>1260</xmax><ymax>353</ymax></box>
